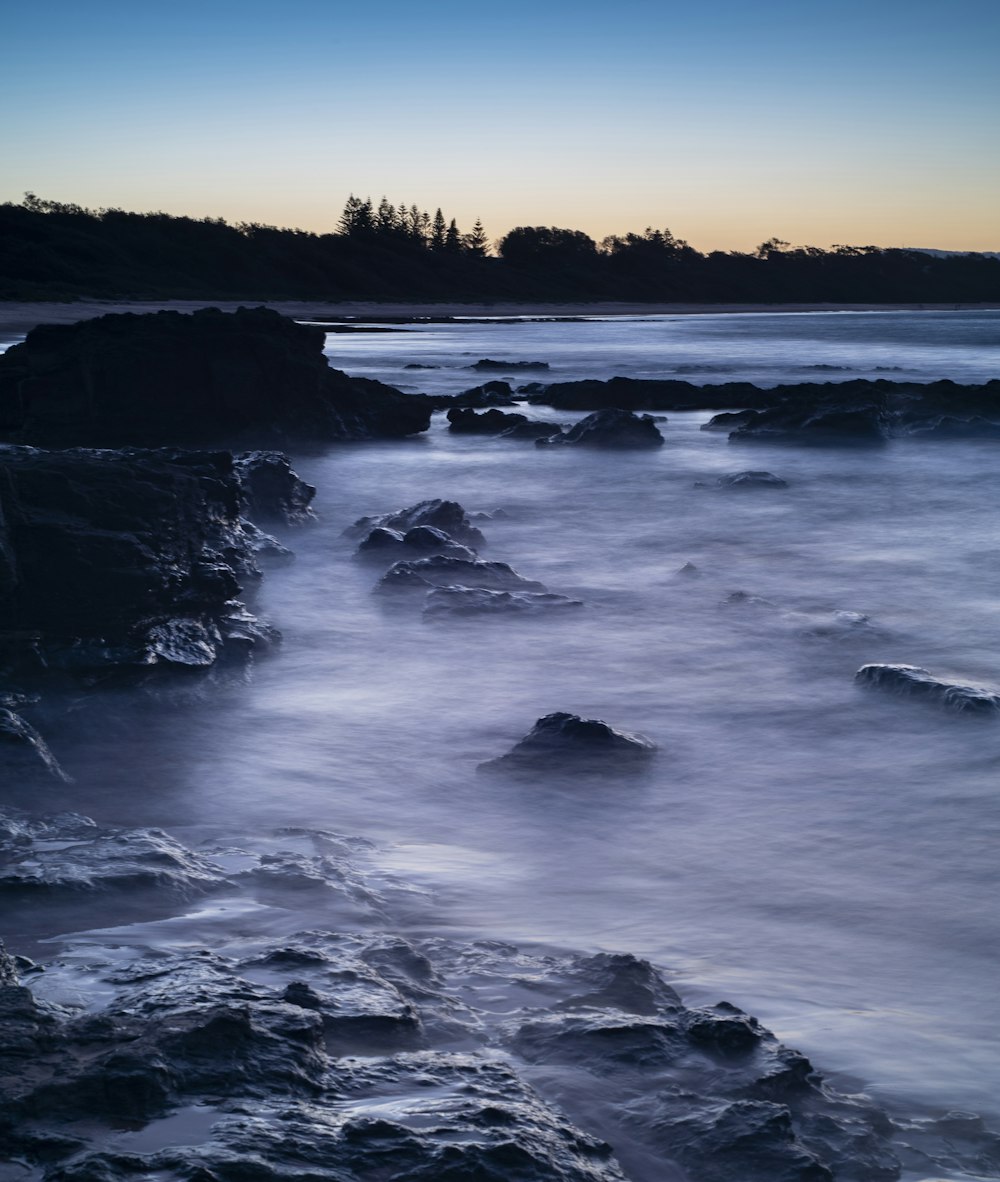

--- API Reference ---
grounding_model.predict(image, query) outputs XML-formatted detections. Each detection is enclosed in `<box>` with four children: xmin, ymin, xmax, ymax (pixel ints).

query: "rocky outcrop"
<box><xmin>0</xmin><ymin>446</ymin><xmax>281</xmax><ymax>686</ymax></box>
<box><xmin>855</xmin><ymin>664</ymin><xmax>1000</xmax><ymax>714</ymax></box>
<box><xmin>537</xmin><ymin>409</ymin><xmax>665</xmax><ymax>449</ymax></box>
<box><xmin>702</xmin><ymin>470</ymin><xmax>789</xmax><ymax>489</ymax></box>
<box><xmin>447</xmin><ymin>406</ymin><xmax>529</xmax><ymax>434</ymax></box>
<box><xmin>479</xmin><ymin>712</ymin><xmax>657</xmax><ymax>773</ymax></box>
<box><xmin>0</xmin><ymin>306</ymin><xmax>431</xmax><ymax>448</ymax></box>
<box><xmin>346</xmin><ymin>498</ymin><xmax>486</xmax><ymax>549</ymax></box>
<box><xmin>0</xmin><ymin>708</ymin><xmax>70</xmax><ymax>782</ymax></box>
<box><xmin>233</xmin><ymin>451</ymin><xmax>316</xmax><ymax>524</ymax></box>
<box><xmin>471</xmin><ymin>358</ymin><xmax>550</xmax><ymax>371</ymax></box>
<box><xmin>526</xmin><ymin>377</ymin><xmax>776</xmax><ymax>412</ymax></box>
<box><xmin>730</xmin><ymin>403</ymin><xmax>891</xmax><ymax>446</ymax></box>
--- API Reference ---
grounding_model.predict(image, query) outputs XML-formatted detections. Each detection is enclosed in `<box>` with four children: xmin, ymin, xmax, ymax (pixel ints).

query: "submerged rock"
<box><xmin>0</xmin><ymin>708</ymin><xmax>71</xmax><ymax>782</ymax></box>
<box><xmin>537</xmin><ymin>409</ymin><xmax>665</xmax><ymax>449</ymax></box>
<box><xmin>471</xmin><ymin>358</ymin><xmax>550</xmax><ymax>371</ymax></box>
<box><xmin>855</xmin><ymin>664</ymin><xmax>1000</xmax><ymax>714</ymax></box>
<box><xmin>730</xmin><ymin>403</ymin><xmax>890</xmax><ymax>446</ymax></box>
<box><xmin>378</xmin><ymin>556</ymin><xmax>547</xmax><ymax>595</ymax></box>
<box><xmin>424</xmin><ymin>587</ymin><xmax>583</xmax><ymax>617</ymax></box>
<box><xmin>346</xmin><ymin>498</ymin><xmax>486</xmax><ymax>549</ymax></box>
<box><xmin>706</xmin><ymin>470</ymin><xmax>789</xmax><ymax>489</ymax></box>
<box><xmin>479</xmin><ymin>712</ymin><xmax>657</xmax><ymax>773</ymax></box>
<box><xmin>0</xmin><ymin>306</ymin><xmax>430</xmax><ymax>447</ymax></box>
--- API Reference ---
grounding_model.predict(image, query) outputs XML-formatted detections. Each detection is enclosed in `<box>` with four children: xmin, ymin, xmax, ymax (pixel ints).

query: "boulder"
<box><xmin>471</xmin><ymin>358</ymin><xmax>550</xmax><ymax>371</ymax></box>
<box><xmin>346</xmin><ymin>499</ymin><xmax>486</xmax><ymax>548</ymax></box>
<box><xmin>731</xmin><ymin>403</ymin><xmax>890</xmax><ymax>446</ymax></box>
<box><xmin>537</xmin><ymin>409</ymin><xmax>665</xmax><ymax>449</ymax></box>
<box><xmin>499</xmin><ymin>419</ymin><xmax>566</xmax><ymax>440</ymax></box>
<box><xmin>479</xmin><ymin>712</ymin><xmax>657</xmax><ymax>773</ymax></box>
<box><xmin>701</xmin><ymin>410</ymin><xmax>758</xmax><ymax>432</ymax></box>
<box><xmin>855</xmin><ymin>664</ymin><xmax>1000</xmax><ymax>714</ymax></box>
<box><xmin>527</xmin><ymin>377</ymin><xmax>775</xmax><ymax>412</ymax></box>
<box><xmin>446</xmin><ymin>407</ymin><xmax>529</xmax><ymax>434</ymax></box>
<box><xmin>0</xmin><ymin>306</ymin><xmax>430</xmax><ymax>448</ymax></box>
<box><xmin>706</xmin><ymin>470</ymin><xmax>789</xmax><ymax>489</ymax></box>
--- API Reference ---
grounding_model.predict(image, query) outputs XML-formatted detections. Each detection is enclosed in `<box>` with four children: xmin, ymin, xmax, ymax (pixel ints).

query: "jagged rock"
<box><xmin>356</xmin><ymin>525</ymin><xmax>477</xmax><ymax>562</ymax></box>
<box><xmin>233</xmin><ymin>451</ymin><xmax>316</xmax><ymax>524</ymax></box>
<box><xmin>447</xmin><ymin>406</ymin><xmax>529</xmax><ymax>434</ymax></box>
<box><xmin>537</xmin><ymin>409</ymin><xmax>665</xmax><ymax>449</ymax></box>
<box><xmin>0</xmin><ymin>446</ymin><xmax>276</xmax><ymax>682</ymax></box>
<box><xmin>900</xmin><ymin>414</ymin><xmax>1000</xmax><ymax>438</ymax></box>
<box><xmin>424</xmin><ymin>587</ymin><xmax>583</xmax><ymax>616</ymax></box>
<box><xmin>0</xmin><ymin>809</ymin><xmax>228</xmax><ymax>894</ymax></box>
<box><xmin>676</xmin><ymin>562</ymin><xmax>701</xmax><ymax>578</ymax></box>
<box><xmin>0</xmin><ymin>306</ymin><xmax>430</xmax><ymax>447</ymax></box>
<box><xmin>706</xmin><ymin>470</ymin><xmax>789</xmax><ymax>488</ymax></box>
<box><xmin>346</xmin><ymin>498</ymin><xmax>486</xmax><ymax>548</ymax></box>
<box><xmin>378</xmin><ymin>556</ymin><xmax>547</xmax><ymax>594</ymax></box>
<box><xmin>500</xmin><ymin>419</ymin><xmax>566</xmax><ymax>440</ymax></box>
<box><xmin>0</xmin><ymin>707</ymin><xmax>71</xmax><ymax>782</ymax></box>
<box><xmin>855</xmin><ymin>664</ymin><xmax>1000</xmax><ymax>714</ymax></box>
<box><xmin>479</xmin><ymin>712</ymin><xmax>657</xmax><ymax>773</ymax></box>
<box><xmin>526</xmin><ymin>377</ymin><xmax>776</xmax><ymax>412</ymax></box>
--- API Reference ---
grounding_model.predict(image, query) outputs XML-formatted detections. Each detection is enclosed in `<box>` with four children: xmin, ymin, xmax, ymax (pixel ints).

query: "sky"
<box><xmin>3</xmin><ymin>0</ymin><xmax>998</xmax><ymax>253</ymax></box>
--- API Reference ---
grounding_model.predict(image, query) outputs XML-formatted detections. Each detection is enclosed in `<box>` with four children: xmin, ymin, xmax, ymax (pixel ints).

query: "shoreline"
<box><xmin>1</xmin><ymin>298</ymin><xmax>998</xmax><ymax>338</ymax></box>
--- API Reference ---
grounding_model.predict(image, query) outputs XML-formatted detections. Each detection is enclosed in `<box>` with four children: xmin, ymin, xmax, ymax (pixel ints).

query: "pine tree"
<box><xmin>444</xmin><ymin>218</ymin><xmax>462</xmax><ymax>253</ymax></box>
<box><xmin>430</xmin><ymin>208</ymin><xmax>447</xmax><ymax>251</ymax></box>
<box><xmin>337</xmin><ymin>194</ymin><xmax>363</xmax><ymax>236</ymax></box>
<box><xmin>464</xmin><ymin>218</ymin><xmax>490</xmax><ymax>257</ymax></box>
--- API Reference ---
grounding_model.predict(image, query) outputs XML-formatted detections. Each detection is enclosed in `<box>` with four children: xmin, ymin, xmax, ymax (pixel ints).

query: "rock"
<box><xmin>730</xmin><ymin>403</ymin><xmax>890</xmax><ymax>446</ymax></box>
<box><xmin>233</xmin><ymin>451</ymin><xmax>316</xmax><ymax>524</ymax></box>
<box><xmin>378</xmin><ymin>556</ymin><xmax>547</xmax><ymax>594</ymax></box>
<box><xmin>424</xmin><ymin>587</ymin><xmax>583</xmax><ymax>616</ymax></box>
<box><xmin>0</xmin><ymin>306</ymin><xmax>430</xmax><ymax>447</ymax></box>
<box><xmin>537</xmin><ymin>409</ymin><xmax>665</xmax><ymax>449</ymax></box>
<box><xmin>471</xmin><ymin>358</ymin><xmax>550</xmax><ymax>371</ymax></box>
<box><xmin>900</xmin><ymin>414</ymin><xmax>1000</xmax><ymax>439</ymax></box>
<box><xmin>0</xmin><ymin>707</ymin><xmax>71</xmax><ymax>782</ymax></box>
<box><xmin>446</xmin><ymin>407</ymin><xmax>529</xmax><ymax>434</ymax></box>
<box><xmin>0</xmin><ymin>809</ymin><xmax>229</xmax><ymax>895</ymax></box>
<box><xmin>479</xmin><ymin>712</ymin><xmax>657</xmax><ymax>773</ymax></box>
<box><xmin>346</xmin><ymin>498</ymin><xmax>486</xmax><ymax>548</ymax></box>
<box><xmin>356</xmin><ymin>525</ymin><xmax>477</xmax><ymax>563</ymax></box>
<box><xmin>676</xmin><ymin>562</ymin><xmax>700</xmax><ymax>578</ymax></box>
<box><xmin>855</xmin><ymin>664</ymin><xmax>1000</xmax><ymax>714</ymax></box>
<box><xmin>701</xmin><ymin>409</ymin><xmax>759</xmax><ymax>432</ymax></box>
<box><xmin>500</xmin><ymin>419</ymin><xmax>566</xmax><ymax>440</ymax></box>
<box><xmin>708</xmin><ymin>470</ymin><xmax>788</xmax><ymax>489</ymax></box>
<box><xmin>527</xmin><ymin>377</ymin><xmax>775</xmax><ymax>412</ymax></box>
<box><xmin>0</xmin><ymin>445</ymin><xmax>276</xmax><ymax>680</ymax></box>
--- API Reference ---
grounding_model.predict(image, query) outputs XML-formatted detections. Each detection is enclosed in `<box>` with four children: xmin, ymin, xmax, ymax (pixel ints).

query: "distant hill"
<box><xmin>905</xmin><ymin>248</ymin><xmax>1000</xmax><ymax>261</ymax></box>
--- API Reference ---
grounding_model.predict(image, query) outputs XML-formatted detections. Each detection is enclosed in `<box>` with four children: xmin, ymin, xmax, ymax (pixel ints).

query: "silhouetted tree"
<box><xmin>497</xmin><ymin>225</ymin><xmax>596</xmax><ymax>267</ymax></box>
<box><xmin>430</xmin><ymin>208</ymin><xmax>447</xmax><ymax>251</ymax></box>
<box><xmin>464</xmin><ymin>218</ymin><xmax>490</xmax><ymax>257</ymax></box>
<box><xmin>445</xmin><ymin>218</ymin><xmax>462</xmax><ymax>253</ymax></box>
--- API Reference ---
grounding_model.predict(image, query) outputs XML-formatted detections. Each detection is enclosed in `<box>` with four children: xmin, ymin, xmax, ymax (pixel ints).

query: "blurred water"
<box><xmin>11</xmin><ymin>309</ymin><xmax>1000</xmax><ymax>1131</ymax></box>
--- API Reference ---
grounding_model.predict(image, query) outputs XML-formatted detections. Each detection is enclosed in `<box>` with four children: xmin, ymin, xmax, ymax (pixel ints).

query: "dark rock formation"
<box><xmin>422</xmin><ymin>381</ymin><xmax>519</xmax><ymax>411</ymax></box>
<box><xmin>0</xmin><ymin>306</ymin><xmax>430</xmax><ymax>448</ymax></box>
<box><xmin>479</xmin><ymin>712</ymin><xmax>657</xmax><ymax>773</ymax></box>
<box><xmin>378</xmin><ymin>556</ymin><xmax>547</xmax><ymax>594</ymax></box>
<box><xmin>537</xmin><ymin>409</ymin><xmax>665</xmax><ymax>449</ymax></box>
<box><xmin>500</xmin><ymin>418</ymin><xmax>567</xmax><ymax>440</ymax></box>
<box><xmin>471</xmin><ymin>358</ymin><xmax>550</xmax><ymax>371</ymax></box>
<box><xmin>424</xmin><ymin>587</ymin><xmax>584</xmax><ymax>616</ymax></box>
<box><xmin>0</xmin><ymin>446</ymin><xmax>278</xmax><ymax>683</ymax></box>
<box><xmin>356</xmin><ymin>525</ymin><xmax>477</xmax><ymax>563</ymax></box>
<box><xmin>899</xmin><ymin>414</ymin><xmax>1000</xmax><ymax>439</ymax></box>
<box><xmin>233</xmin><ymin>451</ymin><xmax>316</xmax><ymax>524</ymax></box>
<box><xmin>527</xmin><ymin>377</ymin><xmax>776</xmax><ymax>412</ymax></box>
<box><xmin>704</xmin><ymin>470</ymin><xmax>789</xmax><ymax>489</ymax></box>
<box><xmin>701</xmin><ymin>409</ymin><xmax>759</xmax><ymax>432</ymax></box>
<box><xmin>731</xmin><ymin>403</ymin><xmax>890</xmax><ymax>446</ymax></box>
<box><xmin>855</xmin><ymin>664</ymin><xmax>1000</xmax><ymax>714</ymax></box>
<box><xmin>346</xmin><ymin>498</ymin><xmax>486</xmax><ymax>549</ymax></box>
<box><xmin>447</xmin><ymin>406</ymin><xmax>529</xmax><ymax>434</ymax></box>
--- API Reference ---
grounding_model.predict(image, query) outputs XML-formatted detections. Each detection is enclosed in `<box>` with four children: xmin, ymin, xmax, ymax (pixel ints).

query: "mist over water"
<box><xmin>8</xmin><ymin>310</ymin><xmax>1000</xmax><ymax>1139</ymax></box>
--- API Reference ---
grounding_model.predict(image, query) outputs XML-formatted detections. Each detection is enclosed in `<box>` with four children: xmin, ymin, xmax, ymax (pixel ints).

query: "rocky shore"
<box><xmin>3</xmin><ymin>306</ymin><xmax>1000</xmax><ymax>1181</ymax></box>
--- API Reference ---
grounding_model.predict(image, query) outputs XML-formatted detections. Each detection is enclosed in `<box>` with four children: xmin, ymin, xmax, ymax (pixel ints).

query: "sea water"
<box><xmin>5</xmin><ymin>309</ymin><xmax>1000</xmax><ymax>1136</ymax></box>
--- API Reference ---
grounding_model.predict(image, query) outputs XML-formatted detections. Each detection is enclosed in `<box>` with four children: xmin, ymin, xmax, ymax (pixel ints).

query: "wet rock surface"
<box><xmin>855</xmin><ymin>663</ymin><xmax>1000</xmax><ymax>714</ymax></box>
<box><xmin>0</xmin><ymin>306</ymin><xmax>431</xmax><ymax>447</ymax></box>
<box><xmin>2</xmin><ymin>869</ymin><xmax>996</xmax><ymax>1182</ymax></box>
<box><xmin>232</xmin><ymin>450</ymin><xmax>316</xmax><ymax>524</ymax></box>
<box><xmin>424</xmin><ymin>587</ymin><xmax>584</xmax><ymax>617</ymax></box>
<box><xmin>479</xmin><ymin>712</ymin><xmax>657</xmax><ymax>774</ymax></box>
<box><xmin>447</xmin><ymin>406</ymin><xmax>530</xmax><ymax>434</ymax></box>
<box><xmin>537</xmin><ymin>409</ymin><xmax>665</xmax><ymax>449</ymax></box>
<box><xmin>379</xmin><ymin>555</ymin><xmax>549</xmax><ymax>595</ymax></box>
<box><xmin>356</xmin><ymin>523</ymin><xmax>478</xmax><ymax>562</ymax></box>
<box><xmin>346</xmin><ymin>498</ymin><xmax>486</xmax><ymax>549</ymax></box>
<box><xmin>702</xmin><ymin>470</ymin><xmax>789</xmax><ymax>489</ymax></box>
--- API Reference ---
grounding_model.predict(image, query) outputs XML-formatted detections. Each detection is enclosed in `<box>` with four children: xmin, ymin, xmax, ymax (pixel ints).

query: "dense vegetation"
<box><xmin>2</xmin><ymin>193</ymin><xmax>998</xmax><ymax>304</ymax></box>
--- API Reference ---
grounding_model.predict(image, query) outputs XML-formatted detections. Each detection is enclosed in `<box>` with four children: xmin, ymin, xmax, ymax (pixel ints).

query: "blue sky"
<box><xmin>3</xmin><ymin>0</ymin><xmax>998</xmax><ymax>251</ymax></box>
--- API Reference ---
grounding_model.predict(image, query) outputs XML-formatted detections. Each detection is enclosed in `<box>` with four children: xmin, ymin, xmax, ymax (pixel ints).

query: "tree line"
<box><xmin>1</xmin><ymin>193</ymin><xmax>997</xmax><ymax>304</ymax></box>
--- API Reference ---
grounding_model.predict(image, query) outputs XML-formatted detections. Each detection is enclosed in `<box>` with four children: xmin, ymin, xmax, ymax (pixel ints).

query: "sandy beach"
<box><xmin>1</xmin><ymin>299</ymin><xmax>996</xmax><ymax>339</ymax></box>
